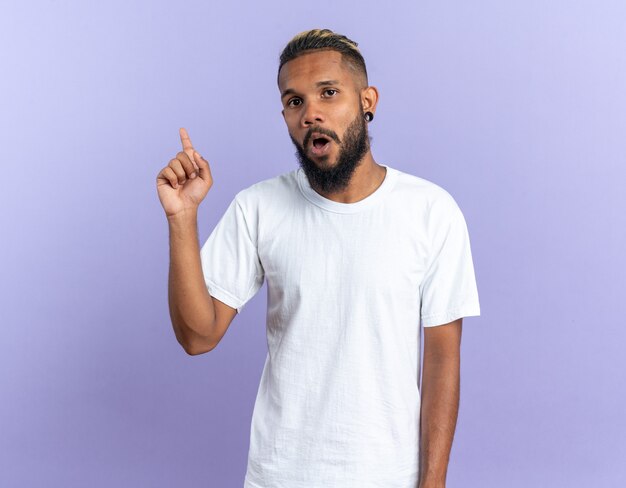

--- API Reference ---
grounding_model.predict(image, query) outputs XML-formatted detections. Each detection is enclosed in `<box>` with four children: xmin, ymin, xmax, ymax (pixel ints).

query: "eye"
<box><xmin>323</xmin><ymin>89</ymin><xmax>337</xmax><ymax>97</ymax></box>
<box><xmin>287</xmin><ymin>97</ymin><xmax>302</xmax><ymax>107</ymax></box>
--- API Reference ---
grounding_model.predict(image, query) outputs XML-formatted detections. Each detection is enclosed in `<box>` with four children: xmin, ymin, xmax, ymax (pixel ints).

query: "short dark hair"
<box><xmin>277</xmin><ymin>29</ymin><xmax>368</xmax><ymax>87</ymax></box>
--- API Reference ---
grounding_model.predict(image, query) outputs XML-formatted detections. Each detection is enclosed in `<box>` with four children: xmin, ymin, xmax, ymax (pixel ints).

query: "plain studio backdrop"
<box><xmin>1</xmin><ymin>1</ymin><xmax>625</xmax><ymax>487</ymax></box>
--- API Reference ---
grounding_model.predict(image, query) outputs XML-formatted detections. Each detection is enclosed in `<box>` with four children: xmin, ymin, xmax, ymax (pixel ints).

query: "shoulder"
<box><xmin>390</xmin><ymin>167</ymin><xmax>462</xmax><ymax>215</ymax></box>
<box><xmin>233</xmin><ymin>169</ymin><xmax>298</xmax><ymax>204</ymax></box>
<box><xmin>228</xmin><ymin>169</ymin><xmax>300</xmax><ymax>226</ymax></box>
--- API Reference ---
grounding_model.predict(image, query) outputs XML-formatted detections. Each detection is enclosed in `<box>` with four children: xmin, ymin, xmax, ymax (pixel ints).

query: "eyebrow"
<box><xmin>281</xmin><ymin>80</ymin><xmax>341</xmax><ymax>99</ymax></box>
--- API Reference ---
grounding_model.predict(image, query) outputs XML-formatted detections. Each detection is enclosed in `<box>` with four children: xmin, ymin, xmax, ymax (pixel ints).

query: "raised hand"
<box><xmin>156</xmin><ymin>128</ymin><xmax>214</xmax><ymax>218</ymax></box>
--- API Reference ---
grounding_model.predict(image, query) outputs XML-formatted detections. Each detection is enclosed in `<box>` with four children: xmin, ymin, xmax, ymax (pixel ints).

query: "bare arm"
<box><xmin>167</xmin><ymin>210</ymin><xmax>236</xmax><ymax>355</ymax></box>
<box><xmin>158</xmin><ymin>128</ymin><xmax>238</xmax><ymax>355</ymax></box>
<box><xmin>418</xmin><ymin>318</ymin><xmax>462</xmax><ymax>488</ymax></box>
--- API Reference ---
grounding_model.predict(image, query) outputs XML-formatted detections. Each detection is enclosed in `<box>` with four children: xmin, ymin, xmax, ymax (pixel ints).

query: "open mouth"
<box><xmin>309</xmin><ymin>134</ymin><xmax>332</xmax><ymax>156</ymax></box>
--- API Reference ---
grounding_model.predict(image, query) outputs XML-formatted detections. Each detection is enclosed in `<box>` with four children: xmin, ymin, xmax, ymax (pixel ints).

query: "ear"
<box><xmin>360</xmin><ymin>85</ymin><xmax>379</xmax><ymax>116</ymax></box>
<box><xmin>281</xmin><ymin>108</ymin><xmax>285</xmax><ymax>119</ymax></box>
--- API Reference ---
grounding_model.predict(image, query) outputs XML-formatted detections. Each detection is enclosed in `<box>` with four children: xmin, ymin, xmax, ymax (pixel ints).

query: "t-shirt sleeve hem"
<box><xmin>206</xmin><ymin>279</ymin><xmax>246</xmax><ymax>314</ymax></box>
<box><xmin>421</xmin><ymin>304</ymin><xmax>481</xmax><ymax>327</ymax></box>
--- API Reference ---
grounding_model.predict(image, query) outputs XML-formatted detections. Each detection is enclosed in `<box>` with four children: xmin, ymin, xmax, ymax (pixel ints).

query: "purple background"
<box><xmin>1</xmin><ymin>1</ymin><xmax>625</xmax><ymax>486</ymax></box>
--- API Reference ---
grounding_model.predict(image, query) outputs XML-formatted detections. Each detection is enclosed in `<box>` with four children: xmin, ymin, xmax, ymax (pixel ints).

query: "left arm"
<box><xmin>418</xmin><ymin>318</ymin><xmax>463</xmax><ymax>488</ymax></box>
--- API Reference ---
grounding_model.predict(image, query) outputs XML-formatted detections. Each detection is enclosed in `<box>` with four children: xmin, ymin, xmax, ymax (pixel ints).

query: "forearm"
<box><xmin>418</xmin><ymin>351</ymin><xmax>460</xmax><ymax>488</ymax></box>
<box><xmin>167</xmin><ymin>209</ymin><xmax>216</xmax><ymax>353</ymax></box>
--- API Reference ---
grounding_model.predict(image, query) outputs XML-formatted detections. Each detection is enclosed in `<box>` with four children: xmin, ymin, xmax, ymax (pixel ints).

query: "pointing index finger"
<box><xmin>179</xmin><ymin>127</ymin><xmax>199</xmax><ymax>171</ymax></box>
<box><xmin>180</xmin><ymin>127</ymin><xmax>194</xmax><ymax>152</ymax></box>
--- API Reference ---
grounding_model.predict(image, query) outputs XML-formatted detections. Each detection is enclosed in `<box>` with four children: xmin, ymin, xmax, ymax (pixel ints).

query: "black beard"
<box><xmin>290</xmin><ymin>111</ymin><xmax>370</xmax><ymax>194</ymax></box>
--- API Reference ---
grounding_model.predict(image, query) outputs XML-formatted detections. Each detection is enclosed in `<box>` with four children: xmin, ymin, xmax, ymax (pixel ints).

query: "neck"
<box><xmin>311</xmin><ymin>152</ymin><xmax>387</xmax><ymax>204</ymax></box>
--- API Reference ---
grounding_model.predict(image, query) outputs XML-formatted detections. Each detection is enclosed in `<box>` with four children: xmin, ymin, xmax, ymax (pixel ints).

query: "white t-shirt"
<box><xmin>200</xmin><ymin>164</ymin><xmax>481</xmax><ymax>488</ymax></box>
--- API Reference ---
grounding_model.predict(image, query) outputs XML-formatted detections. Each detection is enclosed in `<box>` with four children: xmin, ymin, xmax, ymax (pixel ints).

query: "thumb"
<box><xmin>194</xmin><ymin>151</ymin><xmax>212</xmax><ymax>181</ymax></box>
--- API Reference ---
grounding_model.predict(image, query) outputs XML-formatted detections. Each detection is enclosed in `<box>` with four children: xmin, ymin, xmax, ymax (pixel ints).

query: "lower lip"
<box><xmin>309</xmin><ymin>141</ymin><xmax>332</xmax><ymax>157</ymax></box>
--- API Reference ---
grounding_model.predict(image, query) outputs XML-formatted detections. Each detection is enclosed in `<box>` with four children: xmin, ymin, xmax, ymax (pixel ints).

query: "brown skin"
<box><xmin>419</xmin><ymin>318</ymin><xmax>463</xmax><ymax>488</ymax></box>
<box><xmin>278</xmin><ymin>49</ymin><xmax>386</xmax><ymax>203</ymax></box>
<box><xmin>156</xmin><ymin>128</ymin><xmax>238</xmax><ymax>355</ymax></box>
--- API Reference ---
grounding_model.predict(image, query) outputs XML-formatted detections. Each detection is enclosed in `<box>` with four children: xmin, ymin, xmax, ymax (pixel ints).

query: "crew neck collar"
<box><xmin>296</xmin><ymin>164</ymin><xmax>397</xmax><ymax>214</ymax></box>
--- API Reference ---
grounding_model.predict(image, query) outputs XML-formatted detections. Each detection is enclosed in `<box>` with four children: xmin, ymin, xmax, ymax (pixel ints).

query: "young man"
<box><xmin>157</xmin><ymin>29</ymin><xmax>480</xmax><ymax>488</ymax></box>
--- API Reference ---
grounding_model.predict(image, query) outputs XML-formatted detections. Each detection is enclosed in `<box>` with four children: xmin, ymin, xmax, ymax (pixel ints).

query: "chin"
<box><xmin>309</xmin><ymin>148</ymin><xmax>337</xmax><ymax>166</ymax></box>
<box><xmin>313</xmin><ymin>155</ymin><xmax>336</xmax><ymax>167</ymax></box>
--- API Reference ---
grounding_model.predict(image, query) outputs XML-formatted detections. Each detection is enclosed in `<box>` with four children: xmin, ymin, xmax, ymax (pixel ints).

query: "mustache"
<box><xmin>302</xmin><ymin>127</ymin><xmax>341</xmax><ymax>148</ymax></box>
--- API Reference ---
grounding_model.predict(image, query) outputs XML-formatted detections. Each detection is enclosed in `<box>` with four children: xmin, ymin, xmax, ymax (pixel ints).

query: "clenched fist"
<box><xmin>156</xmin><ymin>128</ymin><xmax>213</xmax><ymax>218</ymax></box>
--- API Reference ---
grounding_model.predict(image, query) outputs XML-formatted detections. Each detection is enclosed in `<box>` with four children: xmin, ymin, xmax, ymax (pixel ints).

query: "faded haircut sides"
<box><xmin>277</xmin><ymin>28</ymin><xmax>368</xmax><ymax>88</ymax></box>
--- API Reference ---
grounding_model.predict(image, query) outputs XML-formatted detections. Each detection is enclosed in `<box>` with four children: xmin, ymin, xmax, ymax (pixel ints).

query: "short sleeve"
<box><xmin>419</xmin><ymin>193</ymin><xmax>481</xmax><ymax>327</ymax></box>
<box><xmin>199</xmin><ymin>195</ymin><xmax>265</xmax><ymax>314</ymax></box>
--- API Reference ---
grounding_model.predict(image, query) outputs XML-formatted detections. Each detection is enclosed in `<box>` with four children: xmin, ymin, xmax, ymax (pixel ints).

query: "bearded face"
<box><xmin>290</xmin><ymin>109</ymin><xmax>370</xmax><ymax>194</ymax></box>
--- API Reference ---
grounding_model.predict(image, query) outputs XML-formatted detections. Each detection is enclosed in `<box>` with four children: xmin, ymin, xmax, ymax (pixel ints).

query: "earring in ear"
<box><xmin>364</xmin><ymin>111</ymin><xmax>374</xmax><ymax>122</ymax></box>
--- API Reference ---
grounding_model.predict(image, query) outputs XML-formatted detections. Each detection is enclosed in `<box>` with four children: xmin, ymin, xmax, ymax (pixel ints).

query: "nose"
<box><xmin>300</xmin><ymin>100</ymin><xmax>324</xmax><ymax>128</ymax></box>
